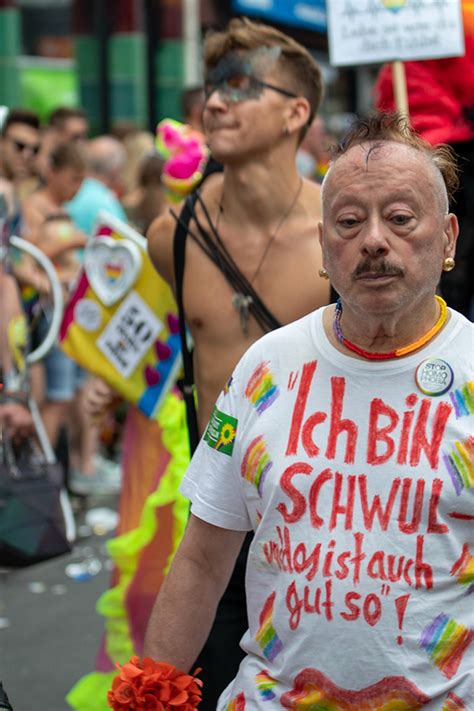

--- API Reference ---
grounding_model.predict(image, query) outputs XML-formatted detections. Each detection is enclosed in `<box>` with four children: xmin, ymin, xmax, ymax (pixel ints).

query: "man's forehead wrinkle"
<box><xmin>322</xmin><ymin>146</ymin><xmax>433</xmax><ymax>214</ymax></box>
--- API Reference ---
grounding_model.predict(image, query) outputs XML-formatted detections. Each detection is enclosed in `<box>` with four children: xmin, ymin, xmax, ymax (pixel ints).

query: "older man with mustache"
<box><xmin>144</xmin><ymin>112</ymin><xmax>473</xmax><ymax>709</ymax></box>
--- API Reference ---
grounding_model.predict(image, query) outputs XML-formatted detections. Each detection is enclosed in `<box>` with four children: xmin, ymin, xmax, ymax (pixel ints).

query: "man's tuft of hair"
<box><xmin>333</xmin><ymin>112</ymin><xmax>460</xmax><ymax>204</ymax></box>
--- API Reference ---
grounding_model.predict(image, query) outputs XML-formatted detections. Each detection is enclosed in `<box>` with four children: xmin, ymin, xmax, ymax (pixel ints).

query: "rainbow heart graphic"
<box><xmin>84</xmin><ymin>236</ymin><xmax>142</xmax><ymax>306</ymax></box>
<box><xmin>281</xmin><ymin>668</ymin><xmax>430</xmax><ymax>709</ymax></box>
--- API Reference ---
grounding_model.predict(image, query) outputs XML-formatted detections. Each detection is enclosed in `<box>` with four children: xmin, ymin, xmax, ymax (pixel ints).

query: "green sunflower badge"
<box><xmin>204</xmin><ymin>406</ymin><xmax>238</xmax><ymax>456</ymax></box>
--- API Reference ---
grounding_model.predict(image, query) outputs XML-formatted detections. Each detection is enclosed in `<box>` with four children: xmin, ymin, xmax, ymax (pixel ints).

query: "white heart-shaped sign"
<box><xmin>84</xmin><ymin>237</ymin><xmax>142</xmax><ymax>306</ymax></box>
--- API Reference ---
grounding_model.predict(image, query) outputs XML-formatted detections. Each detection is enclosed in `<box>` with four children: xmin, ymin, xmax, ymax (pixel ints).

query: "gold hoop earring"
<box><xmin>318</xmin><ymin>268</ymin><xmax>329</xmax><ymax>280</ymax></box>
<box><xmin>443</xmin><ymin>257</ymin><xmax>455</xmax><ymax>272</ymax></box>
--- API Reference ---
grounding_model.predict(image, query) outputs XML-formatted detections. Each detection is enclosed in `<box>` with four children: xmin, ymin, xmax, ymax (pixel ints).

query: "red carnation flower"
<box><xmin>107</xmin><ymin>657</ymin><xmax>203</xmax><ymax>711</ymax></box>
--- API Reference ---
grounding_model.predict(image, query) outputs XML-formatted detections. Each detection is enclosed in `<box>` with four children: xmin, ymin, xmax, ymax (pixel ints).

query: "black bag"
<box><xmin>0</xmin><ymin>432</ymin><xmax>72</xmax><ymax>567</ymax></box>
<box><xmin>0</xmin><ymin>681</ymin><xmax>13</xmax><ymax>710</ymax></box>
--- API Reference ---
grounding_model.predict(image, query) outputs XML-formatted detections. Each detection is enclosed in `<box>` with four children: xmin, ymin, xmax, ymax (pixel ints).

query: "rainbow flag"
<box><xmin>443</xmin><ymin>436</ymin><xmax>474</xmax><ymax>494</ymax></box>
<box><xmin>420</xmin><ymin>613</ymin><xmax>474</xmax><ymax>679</ymax></box>
<box><xmin>226</xmin><ymin>692</ymin><xmax>245</xmax><ymax>710</ymax></box>
<box><xmin>245</xmin><ymin>361</ymin><xmax>279</xmax><ymax>415</ymax></box>
<box><xmin>449</xmin><ymin>380</ymin><xmax>474</xmax><ymax>418</ymax></box>
<box><xmin>241</xmin><ymin>435</ymin><xmax>272</xmax><ymax>496</ymax></box>
<box><xmin>451</xmin><ymin>543</ymin><xmax>474</xmax><ymax>594</ymax></box>
<box><xmin>256</xmin><ymin>592</ymin><xmax>283</xmax><ymax>662</ymax></box>
<box><xmin>256</xmin><ymin>670</ymin><xmax>277</xmax><ymax>701</ymax></box>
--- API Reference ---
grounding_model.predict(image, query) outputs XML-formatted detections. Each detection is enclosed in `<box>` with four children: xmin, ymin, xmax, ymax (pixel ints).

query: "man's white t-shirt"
<box><xmin>181</xmin><ymin>307</ymin><xmax>474</xmax><ymax>710</ymax></box>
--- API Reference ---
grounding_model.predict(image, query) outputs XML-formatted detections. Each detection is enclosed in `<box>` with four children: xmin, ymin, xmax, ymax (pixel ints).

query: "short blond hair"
<box><xmin>203</xmin><ymin>17</ymin><xmax>323</xmax><ymax>124</ymax></box>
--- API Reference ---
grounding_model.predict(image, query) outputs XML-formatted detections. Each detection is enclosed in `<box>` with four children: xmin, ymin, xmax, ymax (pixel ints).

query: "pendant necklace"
<box><xmin>216</xmin><ymin>178</ymin><xmax>303</xmax><ymax>334</ymax></box>
<box><xmin>333</xmin><ymin>295</ymin><xmax>448</xmax><ymax>360</ymax></box>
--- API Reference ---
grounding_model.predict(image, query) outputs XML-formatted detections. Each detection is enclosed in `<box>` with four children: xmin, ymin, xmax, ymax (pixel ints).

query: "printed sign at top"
<box><xmin>327</xmin><ymin>0</ymin><xmax>464</xmax><ymax>66</ymax></box>
<box><xmin>232</xmin><ymin>0</ymin><xmax>327</xmax><ymax>32</ymax></box>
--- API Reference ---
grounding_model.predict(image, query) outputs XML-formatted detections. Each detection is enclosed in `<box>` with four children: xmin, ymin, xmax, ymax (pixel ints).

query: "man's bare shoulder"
<box><xmin>147</xmin><ymin>208</ymin><xmax>177</xmax><ymax>289</ymax></box>
<box><xmin>198</xmin><ymin>171</ymin><xmax>223</xmax><ymax>201</ymax></box>
<box><xmin>147</xmin><ymin>174</ymin><xmax>224</xmax><ymax>288</ymax></box>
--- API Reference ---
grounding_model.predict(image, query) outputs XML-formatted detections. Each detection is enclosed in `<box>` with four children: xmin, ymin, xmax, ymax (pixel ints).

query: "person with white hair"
<box><xmin>66</xmin><ymin>135</ymin><xmax>127</xmax><ymax>237</ymax></box>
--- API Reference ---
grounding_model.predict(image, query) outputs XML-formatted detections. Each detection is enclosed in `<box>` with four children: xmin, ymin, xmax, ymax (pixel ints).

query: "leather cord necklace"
<box><xmin>216</xmin><ymin>178</ymin><xmax>303</xmax><ymax>333</ymax></box>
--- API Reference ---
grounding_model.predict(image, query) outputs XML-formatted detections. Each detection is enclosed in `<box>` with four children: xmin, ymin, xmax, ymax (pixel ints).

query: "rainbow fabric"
<box><xmin>419</xmin><ymin>613</ymin><xmax>474</xmax><ymax>679</ymax></box>
<box><xmin>241</xmin><ymin>435</ymin><xmax>272</xmax><ymax>496</ymax></box>
<box><xmin>443</xmin><ymin>436</ymin><xmax>474</xmax><ymax>495</ymax></box>
<box><xmin>280</xmin><ymin>668</ymin><xmax>430</xmax><ymax>709</ymax></box>
<box><xmin>451</xmin><ymin>544</ymin><xmax>474</xmax><ymax>595</ymax></box>
<box><xmin>256</xmin><ymin>592</ymin><xmax>283</xmax><ymax>662</ymax></box>
<box><xmin>442</xmin><ymin>691</ymin><xmax>467</xmax><ymax>710</ymax></box>
<box><xmin>245</xmin><ymin>361</ymin><xmax>279</xmax><ymax>415</ymax></box>
<box><xmin>256</xmin><ymin>670</ymin><xmax>277</xmax><ymax>701</ymax></box>
<box><xmin>449</xmin><ymin>380</ymin><xmax>474</xmax><ymax>418</ymax></box>
<box><xmin>226</xmin><ymin>692</ymin><xmax>246</xmax><ymax>711</ymax></box>
<box><xmin>66</xmin><ymin>394</ymin><xmax>190</xmax><ymax>711</ymax></box>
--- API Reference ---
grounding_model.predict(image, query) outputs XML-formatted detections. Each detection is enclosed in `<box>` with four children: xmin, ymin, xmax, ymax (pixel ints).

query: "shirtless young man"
<box><xmin>147</xmin><ymin>17</ymin><xmax>329</xmax><ymax>708</ymax></box>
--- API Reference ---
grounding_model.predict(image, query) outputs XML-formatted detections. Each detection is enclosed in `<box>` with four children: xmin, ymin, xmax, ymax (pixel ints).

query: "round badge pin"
<box><xmin>74</xmin><ymin>298</ymin><xmax>102</xmax><ymax>332</ymax></box>
<box><xmin>415</xmin><ymin>358</ymin><xmax>454</xmax><ymax>396</ymax></box>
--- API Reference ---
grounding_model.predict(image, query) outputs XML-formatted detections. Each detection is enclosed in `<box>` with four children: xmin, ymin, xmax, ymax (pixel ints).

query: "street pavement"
<box><xmin>0</xmin><ymin>492</ymin><xmax>119</xmax><ymax>711</ymax></box>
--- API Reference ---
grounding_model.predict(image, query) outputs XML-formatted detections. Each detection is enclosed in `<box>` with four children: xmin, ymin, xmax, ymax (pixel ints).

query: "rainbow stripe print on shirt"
<box><xmin>419</xmin><ymin>613</ymin><xmax>474</xmax><ymax>679</ymax></box>
<box><xmin>226</xmin><ymin>692</ymin><xmax>245</xmax><ymax>710</ymax></box>
<box><xmin>245</xmin><ymin>361</ymin><xmax>279</xmax><ymax>415</ymax></box>
<box><xmin>256</xmin><ymin>592</ymin><xmax>283</xmax><ymax>662</ymax></box>
<box><xmin>443</xmin><ymin>435</ymin><xmax>474</xmax><ymax>494</ymax></box>
<box><xmin>280</xmin><ymin>668</ymin><xmax>430</xmax><ymax>709</ymax></box>
<box><xmin>256</xmin><ymin>670</ymin><xmax>277</xmax><ymax>701</ymax></box>
<box><xmin>449</xmin><ymin>380</ymin><xmax>474</xmax><ymax>417</ymax></box>
<box><xmin>451</xmin><ymin>543</ymin><xmax>474</xmax><ymax>595</ymax></box>
<box><xmin>241</xmin><ymin>435</ymin><xmax>272</xmax><ymax>496</ymax></box>
<box><xmin>442</xmin><ymin>691</ymin><xmax>467</xmax><ymax>710</ymax></box>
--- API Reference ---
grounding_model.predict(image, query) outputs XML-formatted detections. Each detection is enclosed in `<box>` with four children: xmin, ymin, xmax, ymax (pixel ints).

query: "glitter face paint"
<box><xmin>204</xmin><ymin>47</ymin><xmax>297</xmax><ymax>104</ymax></box>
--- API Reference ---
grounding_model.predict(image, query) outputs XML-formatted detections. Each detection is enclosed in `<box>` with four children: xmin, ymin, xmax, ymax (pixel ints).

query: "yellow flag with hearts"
<box><xmin>59</xmin><ymin>211</ymin><xmax>182</xmax><ymax>419</ymax></box>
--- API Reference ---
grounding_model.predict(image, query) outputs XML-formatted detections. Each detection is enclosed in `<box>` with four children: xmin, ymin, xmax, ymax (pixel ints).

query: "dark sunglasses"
<box><xmin>9</xmin><ymin>138</ymin><xmax>40</xmax><ymax>156</ymax></box>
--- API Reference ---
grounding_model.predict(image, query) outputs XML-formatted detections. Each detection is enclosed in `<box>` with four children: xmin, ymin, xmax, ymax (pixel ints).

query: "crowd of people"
<box><xmin>0</xmin><ymin>103</ymin><xmax>180</xmax><ymax>490</ymax></box>
<box><xmin>0</xmin><ymin>13</ymin><xmax>472</xmax><ymax>711</ymax></box>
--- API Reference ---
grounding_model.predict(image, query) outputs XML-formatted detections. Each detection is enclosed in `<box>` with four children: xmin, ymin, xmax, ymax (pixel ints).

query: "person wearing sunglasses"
<box><xmin>0</xmin><ymin>109</ymin><xmax>41</xmax><ymax>200</ymax></box>
<box><xmin>146</xmin><ymin>17</ymin><xmax>329</xmax><ymax>710</ymax></box>
<box><xmin>48</xmin><ymin>106</ymin><xmax>89</xmax><ymax>145</ymax></box>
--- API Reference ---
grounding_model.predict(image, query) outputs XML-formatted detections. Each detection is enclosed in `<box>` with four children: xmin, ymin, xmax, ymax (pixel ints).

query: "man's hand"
<box><xmin>81</xmin><ymin>377</ymin><xmax>119</xmax><ymax>420</ymax></box>
<box><xmin>0</xmin><ymin>401</ymin><xmax>34</xmax><ymax>440</ymax></box>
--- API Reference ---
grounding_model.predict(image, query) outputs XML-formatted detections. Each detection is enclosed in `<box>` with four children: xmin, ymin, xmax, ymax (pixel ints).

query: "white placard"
<box><xmin>97</xmin><ymin>291</ymin><xmax>163</xmax><ymax>378</ymax></box>
<box><xmin>327</xmin><ymin>0</ymin><xmax>464</xmax><ymax>67</ymax></box>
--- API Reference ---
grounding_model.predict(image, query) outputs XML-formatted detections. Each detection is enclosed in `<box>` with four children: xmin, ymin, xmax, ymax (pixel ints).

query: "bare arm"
<box><xmin>146</xmin><ymin>208</ymin><xmax>179</xmax><ymax>292</ymax></box>
<box><xmin>144</xmin><ymin>513</ymin><xmax>246</xmax><ymax>670</ymax></box>
<box><xmin>38</xmin><ymin>228</ymin><xmax>88</xmax><ymax>261</ymax></box>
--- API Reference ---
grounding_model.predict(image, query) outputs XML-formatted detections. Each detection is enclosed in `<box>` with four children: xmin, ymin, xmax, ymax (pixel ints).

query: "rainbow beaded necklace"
<box><xmin>333</xmin><ymin>295</ymin><xmax>448</xmax><ymax>361</ymax></box>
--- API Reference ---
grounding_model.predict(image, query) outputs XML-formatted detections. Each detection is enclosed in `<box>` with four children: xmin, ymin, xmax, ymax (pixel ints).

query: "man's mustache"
<box><xmin>352</xmin><ymin>259</ymin><xmax>404</xmax><ymax>279</ymax></box>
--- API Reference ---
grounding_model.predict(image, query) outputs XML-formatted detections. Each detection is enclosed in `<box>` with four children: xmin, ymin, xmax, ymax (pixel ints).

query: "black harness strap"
<box><xmin>173</xmin><ymin>187</ymin><xmax>283</xmax><ymax>454</ymax></box>
<box><xmin>173</xmin><ymin>193</ymin><xmax>201</xmax><ymax>455</ymax></box>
